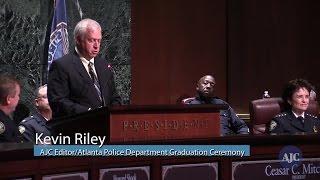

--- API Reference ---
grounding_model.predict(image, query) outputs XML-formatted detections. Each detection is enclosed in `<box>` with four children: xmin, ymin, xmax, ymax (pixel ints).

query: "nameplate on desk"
<box><xmin>232</xmin><ymin>158</ymin><xmax>320</xmax><ymax>180</ymax></box>
<box><xmin>109</xmin><ymin>112</ymin><xmax>220</xmax><ymax>142</ymax></box>
<box><xmin>100</xmin><ymin>166</ymin><xmax>149</xmax><ymax>180</ymax></box>
<box><xmin>42</xmin><ymin>172</ymin><xmax>88</xmax><ymax>180</ymax></box>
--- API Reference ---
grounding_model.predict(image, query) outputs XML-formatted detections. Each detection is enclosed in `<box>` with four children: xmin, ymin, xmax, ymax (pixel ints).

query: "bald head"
<box><xmin>196</xmin><ymin>75</ymin><xmax>216</xmax><ymax>98</ymax></box>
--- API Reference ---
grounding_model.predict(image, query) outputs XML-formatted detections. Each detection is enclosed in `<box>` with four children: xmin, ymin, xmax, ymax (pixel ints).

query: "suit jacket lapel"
<box><xmin>72</xmin><ymin>52</ymin><xmax>92</xmax><ymax>83</ymax></box>
<box><xmin>71</xmin><ymin>52</ymin><xmax>101</xmax><ymax>103</ymax></box>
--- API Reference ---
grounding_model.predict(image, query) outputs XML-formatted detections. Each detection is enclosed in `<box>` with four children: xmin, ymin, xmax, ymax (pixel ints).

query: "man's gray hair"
<box><xmin>35</xmin><ymin>84</ymin><xmax>47</xmax><ymax>98</ymax></box>
<box><xmin>73</xmin><ymin>18</ymin><xmax>101</xmax><ymax>41</ymax></box>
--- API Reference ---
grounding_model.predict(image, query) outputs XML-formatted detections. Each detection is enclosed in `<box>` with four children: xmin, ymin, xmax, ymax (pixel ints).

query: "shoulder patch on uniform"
<box><xmin>275</xmin><ymin>112</ymin><xmax>287</xmax><ymax>118</ymax></box>
<box><xmin>269</xmin><ymin>120</ymin><xmax>277</xmax><ymax>131</ymax></box>
<box><xmin>18</xmin><ymin>125</ymin><xmax>26</xmax><ymax>134</ymax></box>
<box><xmin>0</xmin><ymin>122</ymin><xmax>5</xmax><ymax>134</ymax></box>
<box><xmin>306</xmin><ymin>113</ymin><xmax>318</xmax><ymax>119</ymax></box>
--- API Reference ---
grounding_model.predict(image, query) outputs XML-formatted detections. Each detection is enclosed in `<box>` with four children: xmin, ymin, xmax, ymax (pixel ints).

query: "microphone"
<box><xmin>107</xmin><ymin>64</ymin><xmax>117</xmax><ymax>77</ymax></box>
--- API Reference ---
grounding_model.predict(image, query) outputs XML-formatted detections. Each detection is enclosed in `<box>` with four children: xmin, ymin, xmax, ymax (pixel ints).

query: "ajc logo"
<box><xmin>279</xmin><ymin>145</ymin><xmax>303</xmax><ymax>169</ymax></box>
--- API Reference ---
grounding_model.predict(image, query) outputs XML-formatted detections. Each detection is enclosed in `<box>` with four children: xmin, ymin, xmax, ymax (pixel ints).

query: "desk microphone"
<box><xmin>107</xmin><ymin>64</ymin><xmax>117</xmax><ymax>77</ymax></box>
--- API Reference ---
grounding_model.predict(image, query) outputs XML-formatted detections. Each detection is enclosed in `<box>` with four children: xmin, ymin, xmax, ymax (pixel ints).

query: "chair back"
<box><xmin>249</xmin><ymin>98</ymin><xmax>283</xmax><ymax>134</ymax></box>
<box><xmin>306</xmin><ymin>100</ymin><xmax>319</xmax><ymax>116</ymax></box>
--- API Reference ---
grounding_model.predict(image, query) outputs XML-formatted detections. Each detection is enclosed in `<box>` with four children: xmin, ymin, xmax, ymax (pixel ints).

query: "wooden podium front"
<box><xmin>108</xmin><ymin>104</ymin><xmax>226</xmax><ymax>142</ymax></box>
<box><xmin>48</xmin><ymin>104</ymin><xmax>227</xmax><ymax>143</ymax></box>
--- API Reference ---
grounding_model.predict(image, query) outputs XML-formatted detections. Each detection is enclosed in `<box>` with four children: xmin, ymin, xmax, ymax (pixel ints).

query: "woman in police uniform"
<box><xmin>269</xmin><ymin>79</ymin><xmax>319</xmax><ymax>135</ymax></box>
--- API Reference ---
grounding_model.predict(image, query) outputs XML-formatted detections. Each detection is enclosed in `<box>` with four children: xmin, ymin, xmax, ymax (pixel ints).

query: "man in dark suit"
<box><xmin>48</xmin><ymin>18</ymin><xmax>121</xmax><ymax>118</ymax></box>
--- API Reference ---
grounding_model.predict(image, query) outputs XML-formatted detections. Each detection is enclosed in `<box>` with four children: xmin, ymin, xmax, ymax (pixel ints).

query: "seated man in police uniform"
<box><xmin>0</xmin><ymin>74</ymin><xmax>23</xmax><ymax>143</ymax></box>
<box><xmin>19</xmin><ymin>85</ymin><xmax>51</xmax><ymax>143</ymax></box>
<box><xmin>185</xmin><ymin>75</ymin><xmax>249</xmax><ymax>136</ymax></box>
<box><xmin>269</xmin><ymin>79</ymin><xmax>319</xmax><ymax>134</ymax></box>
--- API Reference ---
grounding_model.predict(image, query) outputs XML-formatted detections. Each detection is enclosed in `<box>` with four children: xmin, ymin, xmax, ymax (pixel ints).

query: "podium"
<box><xmin>48</xmin><ymin>104</ymin><xmax>227</xmax><ymax>143</ymax></box>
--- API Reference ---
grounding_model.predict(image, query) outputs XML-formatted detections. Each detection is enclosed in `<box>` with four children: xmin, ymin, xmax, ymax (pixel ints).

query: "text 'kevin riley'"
<box><xmin>35</xmin><ymin>133</ymin><xmax>106</xmax><ymax>148</ymax></box>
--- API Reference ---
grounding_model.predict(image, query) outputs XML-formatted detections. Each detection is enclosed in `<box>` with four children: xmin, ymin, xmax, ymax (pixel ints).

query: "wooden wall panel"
<box><xmin>131</xmin><ymin>0</ymin><xmax>227</xmax><ymax>105</ymax></box>
<box><xmin>132</xmin><ymin>0</ymin><xmax>320</xmax><ymax>114</ymax></box>
<box><xmin>228</xmin><ymin>0</ymin><xmax>320</xmax><ymax>113</ymax></box>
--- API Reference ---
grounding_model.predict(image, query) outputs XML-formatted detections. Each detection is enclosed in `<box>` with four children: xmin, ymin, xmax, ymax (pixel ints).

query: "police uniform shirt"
<box><xmin>19</xmin><ymin>111</ymin><xmax>51</xmax><ymax>143</ymax></box>
<box><xmin>187</xmin><ymin>95</ymin><xmax>249</xmax><ymax>136</ymax></box>
<box><xmin>269</xmin><ymin>111</ymin><xmax>319</xmax><ymax>135</ymax></box>
<box><xmin>0</xmin><ymin>109</ymin><xmax>23</xmax><ymax>143</ymax></box>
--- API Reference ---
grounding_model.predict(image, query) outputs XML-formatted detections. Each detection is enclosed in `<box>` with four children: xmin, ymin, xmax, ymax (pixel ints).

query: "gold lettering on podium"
<box><xmin>122</xmin><ymin>119</ymin><xmax>209</xmax><ymax>132</ymax></box>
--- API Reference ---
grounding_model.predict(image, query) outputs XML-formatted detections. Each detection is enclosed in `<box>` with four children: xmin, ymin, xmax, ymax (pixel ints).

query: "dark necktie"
<box><xmin>297</xmin><ymin>116</ymin><xmax>304</xmax><ymax>127</ymax></box>
<box><xmin>88</xmin><ymin>62</ymin><xmax>102</xmax><ymax>103</ymax></box>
